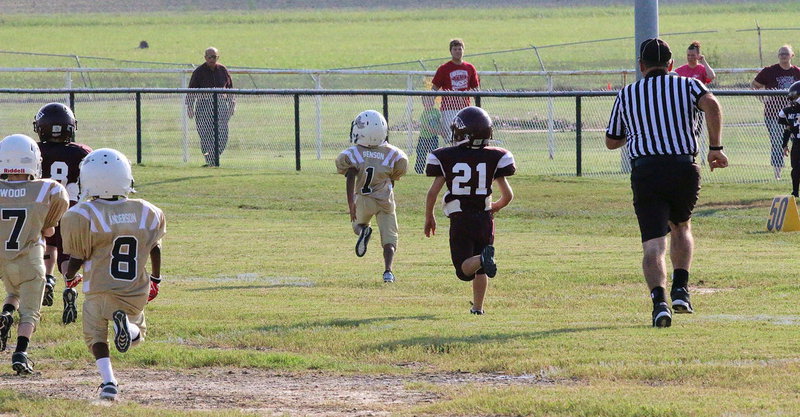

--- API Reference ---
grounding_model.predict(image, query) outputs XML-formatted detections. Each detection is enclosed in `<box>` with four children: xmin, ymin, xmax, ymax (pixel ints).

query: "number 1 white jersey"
<box><xmin>61</xmin><ymin>198</ymin><xmax>166</xmax><ymax>298</ymax></box>
<box><xmin>335</xmin><ymin>143</ymin><xmax>408</xmax><ymax>201</ymax></box>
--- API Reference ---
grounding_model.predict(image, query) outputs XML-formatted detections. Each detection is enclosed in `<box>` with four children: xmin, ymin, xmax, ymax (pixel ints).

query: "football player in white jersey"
<box><xmin>61</xmin><ymin>148</ymin><xmax>165</xmax><ymax>401</ymax></box>
<box><xmin>335</xmin><ymin>110</ymin><xmax>408</xmax><ymax>283</ymax></box>
<box><xmin>0</xmin><ymin>134</ymin><xmax>69</xmax><ymax>374</ymax></box>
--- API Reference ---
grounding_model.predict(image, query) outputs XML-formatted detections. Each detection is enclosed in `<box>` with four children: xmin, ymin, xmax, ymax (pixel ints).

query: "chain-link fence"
<box><xmin>0</xmin><ymin>88</ymin><xmax>789</xmax><ymax>183</ymax></box>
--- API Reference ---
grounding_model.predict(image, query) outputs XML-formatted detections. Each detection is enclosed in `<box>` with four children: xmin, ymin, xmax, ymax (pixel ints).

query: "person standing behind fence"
<box><xmin>415</xmin><ymin>96</ymin><xmax>445</xmax><ymax>174</ymax></box>
<box><xmin>674</xmin><ymin>41</ymin><xmax>716</xmax><ymax>85</ymax></box>
<box><xmin>752</xmin><ymin>45</ymin><xmax>800</xmax><ymax>180</ymax></box>
<box><xmin>185</xmin><ymin>47</ymin><xmax>235</xmax><ymax>167</ymax></box>
<box><xmin>778</xmin><ymin>81</ymin><xmax>800</xmax><ymax>198</ymax></box>
<box><xmin>605</xmin><ymin>38</ymin><xmax>728</xmax><ymax>328</ymax></box>
<box><xmin>432</xmin><ymin>39</ymin><xmax>480</xmax><ymax>140</ymax></box>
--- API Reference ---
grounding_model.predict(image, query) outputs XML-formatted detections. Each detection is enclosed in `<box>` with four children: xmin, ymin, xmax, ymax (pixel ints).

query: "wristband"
<box><xmin>149</xmin><ymin>275</ymin><xmax>162</xmax><ymax>284</ymax></box>
<box><xmin>709</xmin><ymin>146</ymin><xmax>723</xmax><ymax>151</ymax></box>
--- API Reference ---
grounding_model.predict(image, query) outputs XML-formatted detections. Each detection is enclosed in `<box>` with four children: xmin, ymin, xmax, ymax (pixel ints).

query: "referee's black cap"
<box><xmin>639</xmin><ymin>38</ymin><xmax>672</xmax><ymax>66</ymax></box>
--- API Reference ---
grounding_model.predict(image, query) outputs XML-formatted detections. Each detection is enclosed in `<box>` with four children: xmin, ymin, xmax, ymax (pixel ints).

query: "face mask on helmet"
<box><xmin>350</xmin><ymin>110</ymin><xmax>388</xmax><ymax>148</ymax></box>
<box><xmin>33</xmin><ymin>103</ymin><xmax>77</xmax><ymax>143</ymax></box>
<box><xmin>79</xmin><ymin>148</ymin><xmax>135</xmax><ymax>200</ymax></box>
<box><xmin>789</xmin><ymin>81</ymin><xmax>800</xmax><ymax>104</ymax></box>
<box><xmin>0</xmin><ymin>134</ymin><xmax>42</xmax><ymax>179</ymax></box>
<box><xmin>451</xmin><ymin>106</ymin><xmax>493</xmax><ymax>149</ymax></box>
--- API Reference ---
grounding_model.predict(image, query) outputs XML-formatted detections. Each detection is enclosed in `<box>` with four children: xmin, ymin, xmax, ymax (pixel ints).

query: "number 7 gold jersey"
<box><xmin>61</xmin><ymin>198</ymin><xmax>166</xmax><ymax>299</ymax></box>
<box><xmin>0</xmin><ymin>179</ymin><xmax>69</xmax><ymax>261</ymax></box>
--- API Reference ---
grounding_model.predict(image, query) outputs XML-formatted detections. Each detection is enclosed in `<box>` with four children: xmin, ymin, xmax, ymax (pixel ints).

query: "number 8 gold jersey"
<box><xmin>61</xmin><ymin>198</ymin><xmax>165</xmax><ymax>302</ymax></box>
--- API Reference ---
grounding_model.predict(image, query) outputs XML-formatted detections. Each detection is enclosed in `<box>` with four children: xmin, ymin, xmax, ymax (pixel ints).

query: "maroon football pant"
<box><xmin>448</xmin><ymin>210</ymin><xmax>494</xmax><ymax>281</ymax></box>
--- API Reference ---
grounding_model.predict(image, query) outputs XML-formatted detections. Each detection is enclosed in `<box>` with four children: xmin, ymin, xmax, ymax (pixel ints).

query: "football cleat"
<box><xmin>11</xmin><ymin>352</ymin><xmax>34</xmax><ymax>375</ymax></box>
<box><xmin>0</xmin><ymin>312</ymin><xmax>13</xmax><ymax>351</ymax></box>
<box><xmin>469</xmin><ymin>308</ymin><xmax>485</xmax><ymax>315</ymax></box>
<box><xmin>98</xmin><ymin>381</ymin><xmax>118</xmax><ymax>401</ymax></box>
<box><xmin>480</xmin><ymin>245</ymin><xmax>497</xmax><ymax>278</ymax></box>
<box><xmin>355</xmin><ymin>226</ymin><xmax>372</xmax><ymax>257</ymax></box>
<box><xmin>42</xmin><ymin>275</ymin><xmax>56</xmax><ymax>306</ymax></box>
<box><xmin>652</xmin><ymin>302</ymin><xmax>672</xmax><ymax>328</ymax></box>
<box><xmin>383</xmin><ymin>270</ymin><xmax>395</xmax><ymax>283</ymax></box>
<box><xmin>671</xmin><ymin>287</ymin><xmax>694</xmax><ymax>314</ymax></box>
<box><xmin>112</xmin><ymin>310</ymin><xmax>131</xmax><ymax>353</ymax></box>
<box><xmin>62</xmin><ymin>288</ymin><xmax>78</xmax><ymax>325</ymax></box>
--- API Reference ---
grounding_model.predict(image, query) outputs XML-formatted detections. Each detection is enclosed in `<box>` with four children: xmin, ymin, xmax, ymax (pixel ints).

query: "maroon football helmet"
<box><xmin>451</xmin><ymin>106</ymin><xmax>492</xmax><ymax>149</ymax></box>
<box><xmin>33</xmin><ymin>103</ymin><xmax>77</xmax><ymax>143</ymax></box>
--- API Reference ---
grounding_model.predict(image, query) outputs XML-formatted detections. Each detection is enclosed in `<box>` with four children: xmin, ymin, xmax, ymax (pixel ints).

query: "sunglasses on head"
<box><xmin>206</xmin><ymin>55</ymin><xmax>219</xmax><ymax>59</ymax></box>
<box><xmin>779</xmin><ymin>52</ymin><xmax>791</xmax><ymax>56</ymax></box>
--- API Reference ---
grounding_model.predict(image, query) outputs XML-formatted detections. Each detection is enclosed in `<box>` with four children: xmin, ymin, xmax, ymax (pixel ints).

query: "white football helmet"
<box><xmin>0</xmin><ymin>134</ymin><xmax>42</xmax><ymax>178</ymax></box>
<box><xmin>350</xmin><ymin>110</ymin><xmax>388</xmax><ymax>147</ymax></box>
<box><xmin>79</xmin><ymin>148</ymin><xmax>135</xmax><ymax>199</ymax></box>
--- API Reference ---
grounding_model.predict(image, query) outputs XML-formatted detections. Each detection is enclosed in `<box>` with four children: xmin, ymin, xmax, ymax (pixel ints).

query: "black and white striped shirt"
<box><xmin>606</xmin><ymin>70</ymin><xmax>709</xmax><ymax>158</ymax></box>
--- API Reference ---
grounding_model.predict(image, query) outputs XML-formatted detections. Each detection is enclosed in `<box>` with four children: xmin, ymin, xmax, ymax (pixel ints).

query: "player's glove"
<box><xmin>148</xmin><ymin>275</ymin><xmax>161</xmax><ymax>302</ymax></box>
<box><xmin>64</xmin><ymin>273</ymin><xmax>82</xmax><ymax>289</ymax></box>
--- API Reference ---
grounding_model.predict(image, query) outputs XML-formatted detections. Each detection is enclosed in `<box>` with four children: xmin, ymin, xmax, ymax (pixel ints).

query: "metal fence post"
<box><xmin>295</xmin><ymin>94</ymin><xmax>301</xmax><ymax>171</ymax></box>
<box><xmin>136</xmin><ymin>92</ymin><xmax>142</xmax><ymax>164</ymax></box>
<box><xmin>213</xmin><ymin>92</ymin><xmax>220</xmax><ymax>167</ymax></box>
<box><xmin>576</xmin><ymin>95</ymin><xmax>582</xmax><ymax>177</ymax></box>
<box><xmin>476</xmin><ymin>95</ymin><xmax>481</xmax><ymax>107</ymax></box>
<box><xmin>382</xmin><ymin>94</ymin><xmax>389</xmax><ymax>122</ymax></box>
<box><xmin>69</xmin><ymin>93</ymin><xmax>75</xmax><ymax>112</ymax></box>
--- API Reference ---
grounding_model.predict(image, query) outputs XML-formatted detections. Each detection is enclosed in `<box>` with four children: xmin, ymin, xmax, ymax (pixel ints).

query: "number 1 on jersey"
<box><xmin>361</xmin><ymin>166</ymin><xmax>375</xmax><ymax>194</ymax></box>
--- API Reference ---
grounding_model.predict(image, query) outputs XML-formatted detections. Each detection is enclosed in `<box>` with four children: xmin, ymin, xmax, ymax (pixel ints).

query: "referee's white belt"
<box><xmin>631</xmin><ymin>154</ymin><xmax>695</xmax><ymax>168</ymax></box>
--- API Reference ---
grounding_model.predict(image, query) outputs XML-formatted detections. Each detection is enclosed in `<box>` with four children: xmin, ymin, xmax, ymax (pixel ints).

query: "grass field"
<box><xmin>0</xmin><ymin>165</ymin><xmax>798</xmax><ymax>416</ymax></box>
<box><xmin>2</xmin><ymin>2</ymin><xmax>800</xmax><ymax>73</ymax></box>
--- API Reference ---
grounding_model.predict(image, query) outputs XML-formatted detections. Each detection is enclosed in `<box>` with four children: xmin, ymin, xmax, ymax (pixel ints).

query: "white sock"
<box><xmin>128</xmin><ymin>323</ymin><xmax>141</xmax><ymax>342</ymax></box>
<box><xmin>96</xmin><ymin>357</ymin><xmax>116</xmax><ymax>385</ymax></box>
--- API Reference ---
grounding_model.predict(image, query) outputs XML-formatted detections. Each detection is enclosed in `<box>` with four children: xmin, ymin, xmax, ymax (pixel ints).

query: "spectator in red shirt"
<box><xmin>432</xmin><ymin>39</ymin><xmax>480</xmax><ymax>141</ymax></box>
<box><xmin>752</xmin><ymin>44</ymin><xmax>800</xmax><ymax>180</ymax></box>
<box><xmin>674</xmin><ymin>41</ymin><xmax>716</xmax><ymax>84</ymax></box>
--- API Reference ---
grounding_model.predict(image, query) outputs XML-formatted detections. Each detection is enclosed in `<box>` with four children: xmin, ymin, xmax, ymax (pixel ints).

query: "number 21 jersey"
<box><xmin>61</xmin><ymin>198</ymin><xmax>166</xmax><ymax>298</ymax></box>
<box><xmin>425</xmin><ymin>146</ymin><xmax>516</xmax><ymax>216</ymax></box>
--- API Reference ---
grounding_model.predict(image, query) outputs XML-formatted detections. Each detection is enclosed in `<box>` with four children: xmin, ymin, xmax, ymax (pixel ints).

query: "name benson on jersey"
<box><xmin>109</xmin><ymin>213</ymin><xmax>137</xmax><ymax>225</ymax></box>
<box><xmin>0</xmin><ymin>188</ymin><xmax>26</xmax><ymax>198</ymax></box>
<box><xmin>362</xmin><ymin>150</ymin><xmax>386</xmax><ymax>159</ymax></box>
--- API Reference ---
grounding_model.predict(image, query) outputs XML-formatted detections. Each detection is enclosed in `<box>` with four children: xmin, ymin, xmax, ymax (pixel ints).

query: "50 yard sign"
<box><xmin>766</xmin><ymin>195</ymin><xmax>800</xmax><ymax>232</ymax></box>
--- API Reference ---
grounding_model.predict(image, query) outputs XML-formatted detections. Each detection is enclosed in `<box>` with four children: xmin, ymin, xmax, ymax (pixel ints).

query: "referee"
<box><xmin>605</xmin><ymin>38</ymin><xmax>729</xmax><ymax>328</ymax></box>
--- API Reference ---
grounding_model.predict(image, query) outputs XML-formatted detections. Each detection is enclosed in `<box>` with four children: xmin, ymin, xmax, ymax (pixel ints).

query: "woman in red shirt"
<box><xmin>674</xmin><ymin>41</ymin><xmax>716</xmax><ymax>85</ymax></box>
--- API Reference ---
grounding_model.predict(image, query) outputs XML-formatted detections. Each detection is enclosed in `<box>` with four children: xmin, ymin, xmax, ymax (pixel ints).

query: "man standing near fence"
<box><xmin>185</xmin><ymin>47</ymin><xmax>235</xmax><ymax>167</ymax></box>
<box><xmin>432</xmin><ymin>39</ymin><xmax>480</xmax><ymax>140</ymax></box>
<box><xmin>605</xmin><ymin>38</ymin><xmax>728</xmax><ymax>328</ymax></box>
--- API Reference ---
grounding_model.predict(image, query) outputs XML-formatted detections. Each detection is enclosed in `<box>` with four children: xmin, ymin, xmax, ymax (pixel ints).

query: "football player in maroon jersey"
<box><xmin>424</xmin><ymin>106</ymin><xmax>515</xmax><ymax>315</ymax></box>
<box><xmin>33</xmin><ymin>103</ymin><xmax>92</xmax><ymax>311</ymax></box>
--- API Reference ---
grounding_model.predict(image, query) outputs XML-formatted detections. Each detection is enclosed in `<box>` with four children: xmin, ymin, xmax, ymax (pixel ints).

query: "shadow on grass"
<box><xmin>257</xmin><ymin>315</ymin><xmax>438</xmax><ymax>333</ymax></box>
<box><xmin>366</xmin><ymin>325</ymin><xmax>623</xmax><ymax>353</ymax></box>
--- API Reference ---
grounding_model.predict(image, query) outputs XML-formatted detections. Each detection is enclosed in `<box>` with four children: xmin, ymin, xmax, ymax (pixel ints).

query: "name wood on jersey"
<box><xmin>109</xmin><ymin>213</ymin><xmax>137</xmax><ymax>225</ymax></box>
<box><xmin>362</xmin><ymin>151</ymin><xmax>386</xmax><ymax>160</ymax></box>
<box><xmin>0</xmin><ymin>188</ymin><xmax>26</xmax><ymax>198</ymax></box>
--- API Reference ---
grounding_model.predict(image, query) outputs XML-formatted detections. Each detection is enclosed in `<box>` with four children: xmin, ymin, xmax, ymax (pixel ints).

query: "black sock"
<box><xmin>2</xmin><ymin>304</ymin><xmax>14</xmax><ymax>314</ymax></box>
<box><xmin>672</xmin><ymin>269</ymin><xmax>689</xmax><ymax>291</ymax></box>
<box><xmin>650</xmin><ymin>286</ymin><xmax>666</xmax><ymax>305</ymax></box>
<box><xmin>15</xmin><ymin>336</ymin><xmax>29</xmax><ymax>353</ymax></box>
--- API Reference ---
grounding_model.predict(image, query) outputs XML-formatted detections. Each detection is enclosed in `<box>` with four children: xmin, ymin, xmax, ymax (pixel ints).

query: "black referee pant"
<box><xmin>630</xmin><ymin>155</ymin><xmax>701</xmax><ymax>242</ymax></box>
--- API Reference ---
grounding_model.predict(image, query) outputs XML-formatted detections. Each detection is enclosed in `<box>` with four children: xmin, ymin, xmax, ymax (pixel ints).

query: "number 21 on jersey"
<box><xmin>452</xmin><ymin>162</ymin><xmax>488</xmax><ymax>195</ymax></box>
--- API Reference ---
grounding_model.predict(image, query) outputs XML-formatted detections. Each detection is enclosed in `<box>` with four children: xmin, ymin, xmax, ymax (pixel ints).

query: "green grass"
<box><xmin>1</xmin><ymin>2</ymin><xmax>799</xmax><ymax>73</ymax></box>
<box><xmin>2</xmin><ymin>165</ymin><xmax>798</xmax><ymax>415</ymax></box>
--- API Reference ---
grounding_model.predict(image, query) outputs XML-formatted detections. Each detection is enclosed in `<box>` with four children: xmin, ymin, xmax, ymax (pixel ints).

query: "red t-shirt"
<box><xmin>432</xmin><ymin>61</ymin><xmax>480</xmax><ymax>111</ymax></box>
<box><xmin>674</xmin><ymin>64</ymin><xmax>712</xmax><ymax>84</ymax></box>
<box><xmin>754</xmin><ymin>64</ymin><xmax>800</xmax><ymax>116</ymax></box>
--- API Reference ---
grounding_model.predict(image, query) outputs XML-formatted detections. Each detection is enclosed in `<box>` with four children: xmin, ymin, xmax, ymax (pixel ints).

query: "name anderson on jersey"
<box><xmin>109</xmin><ymin>213</ymin><xmax>137</xmax><ymax>225</ymax></box>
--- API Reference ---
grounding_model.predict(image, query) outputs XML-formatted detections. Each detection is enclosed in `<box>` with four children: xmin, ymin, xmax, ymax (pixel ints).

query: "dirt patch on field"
<box><xmin>0</xmin><ymin>367</ymin><xmax>565</xmax><ymax>416</ymax></box>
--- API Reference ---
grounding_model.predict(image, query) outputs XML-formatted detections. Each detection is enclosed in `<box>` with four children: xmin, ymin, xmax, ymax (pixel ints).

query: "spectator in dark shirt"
<box><xmin>185</xmin><ymin>47</ymin><xmax>235</xmax><ymax>167</ymax></box>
